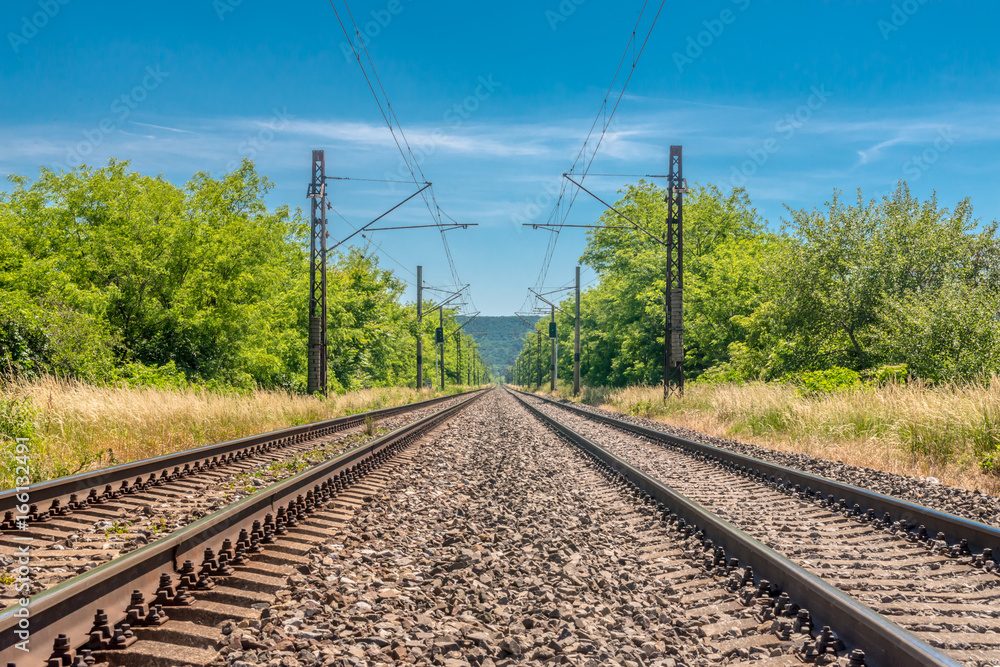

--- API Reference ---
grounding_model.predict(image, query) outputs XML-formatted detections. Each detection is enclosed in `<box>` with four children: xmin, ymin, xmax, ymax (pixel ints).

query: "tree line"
<box><xmin>510</xmin><ymin>181</ymin><xmax>1000</xmax><ymax>388</ymax></box>
<box><xmin>0</xmin><ymin>160</ymin><xmax>488</xmax><ymax>392</ymax></box>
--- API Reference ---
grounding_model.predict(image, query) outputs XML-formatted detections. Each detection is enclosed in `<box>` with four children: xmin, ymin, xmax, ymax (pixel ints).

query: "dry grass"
<box><xmin>0</xmin><ymin>377</ymin><xmax>453</xmax><ymax>489</ymax></box>
<box><xmin>531</xmin><ymin>380</ymin><xmax>1000</xmax><ymax>495</ymax></box>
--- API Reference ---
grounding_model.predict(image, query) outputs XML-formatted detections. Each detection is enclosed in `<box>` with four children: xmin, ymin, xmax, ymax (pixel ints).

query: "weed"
<box><xmin>629</xmin><ymin>399</ymin><xmax>660</xmax><ymax>419</ymax></box>
<box><xmin>979</xmin><ymin>450</ymin><xmax>1000</xmax><ymax>475</ymax></box>
<box><xmin>0</xmin><ymin>396</ymin><xmax>39</xmax><ymax>486</ymax></box>
<box><xmin>0</xmin><ymin>395</ymin><xmax>36</xmax><ymax>442</ymax></box>
<box><xmin>104</xmin><ymin>520</ymin><xmax>130</xmax><ymax>538</ymax></box>
<box><xmin>971</xmin><ymin>406</ymin><xmax>1000</xmax><ymax>474</ymax></box>
<box><xmin>901</xmin><ymin>421</ymin><xmax>957</xmax><ymax>463</ymax></box>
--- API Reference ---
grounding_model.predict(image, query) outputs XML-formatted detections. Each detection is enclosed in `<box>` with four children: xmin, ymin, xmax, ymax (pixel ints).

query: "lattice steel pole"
<box><xmin>664</xmin><ymin>145</ymin><xmax>686</xmax><ymax>398</ymax></box>
<box><xmin>574</xmin><ymin>265</ymin><xmax>581</xmax><ymax>396</ymax></box>
<box><xmin>536</xmin><ymin>330</ymin><xmax>542</xmax><ymax>389</ymax></box>
<box><xmin>439</xmin><ymin>308</ymin><xmax>445</xmax><ymax>391</ymax></box>
<box><xmin>307</xmin><ymin>150</ymin><xmax>328</xmax><ymax>395</ymax></box>
<box><xmin>416</xmin><ymin>265</ymin><xmax>423</xmax><ymax>389</ymax></box>
<box><xmin>549</xmin><ymin>306</ymin><xmax>556</xmax><ymax>392</ymax></box>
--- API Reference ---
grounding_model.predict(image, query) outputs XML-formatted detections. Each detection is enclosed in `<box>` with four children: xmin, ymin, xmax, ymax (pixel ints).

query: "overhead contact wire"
<box><xmin>327</xmin><ymin>0</ymin><xmax>477</xmax><ymax>317</ymax></box>
<box><xmin>529</xmin><ymin>0</ymin><xmax>666</xmax><ymax>298</ymax></box>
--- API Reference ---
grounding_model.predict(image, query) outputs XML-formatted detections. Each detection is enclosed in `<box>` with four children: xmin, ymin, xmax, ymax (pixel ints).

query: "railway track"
<box><xmin>6</xmin><ymin>386</ymin><xmax>998</xmax><ymax>666</ymax></box>
<box><xmin>510</xmin><ymin>387</ymin><xmax>1000</xmax><ymax>667</ymax></box>
<box><xmin>0</xmin><ymin>389</ymin><xmax>486</xmax><ymax>666</ymax></box>
<box><xmin>0</xmin><ymin>391</ymin><xmax>476</xmax><ymax>601</ymax></box>
<box><xmin>227</xmin><ymin>389</ymin><xmax>848</xmax><ymax>666</ymax></box>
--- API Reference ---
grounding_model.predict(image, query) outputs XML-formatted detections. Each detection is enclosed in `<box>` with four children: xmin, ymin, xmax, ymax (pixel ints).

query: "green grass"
<box><xmin>0</xmin><ymin>376</ymin><xmax>456</xmax><ymax>490</ymax></box>
<box><xmin>530</xmin><ymin>378</ymin><xmax>1000</xmax><ymax>494</ymax></box>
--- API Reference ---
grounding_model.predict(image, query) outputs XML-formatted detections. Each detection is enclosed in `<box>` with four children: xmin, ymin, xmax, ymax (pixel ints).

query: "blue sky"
<box><xmin>2</xmin><ymin>0</ymin><xmax>998</xmax><ymax>315</ymax></box>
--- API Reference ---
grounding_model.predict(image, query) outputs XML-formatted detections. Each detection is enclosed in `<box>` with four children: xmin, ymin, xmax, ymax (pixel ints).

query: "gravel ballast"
<box><xmin>248</xmin><ymin>391</ymin><xmax>833</xmax><ymax>666</ymax></box>
<box><xmin>0</xmin><ymin>395</ymin><xmax>470</xmax><ymax>603</ymax></box>
<box><xmin>523</xmin><ymin>393</ymin><xmax>1000</xmax><ymax>666</ymax></box>
<box><xmin>562</xmin><ymin>399</ymin><xmax>1000</xmax><ymax>529</ymax></box>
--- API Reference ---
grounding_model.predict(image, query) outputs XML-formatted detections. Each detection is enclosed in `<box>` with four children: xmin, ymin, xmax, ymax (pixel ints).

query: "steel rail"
<box><xmin>0</xmin><ymin>388</ymin><xmax>486</xmax><ymax>665</ymax></box>
<box><xmin>515</xmin><ymin>388</ymin><xmax>1000</xmax><ymax>561</ymax></box>
<box><xmin>508</xmin><ymin>388</ymin><xmax>961</xmax><ymax>667</ymax></box>
<box><xmin>1</xmin><ymin>389</ymin><xmax>484</xmax><ymax>527</ymax></box>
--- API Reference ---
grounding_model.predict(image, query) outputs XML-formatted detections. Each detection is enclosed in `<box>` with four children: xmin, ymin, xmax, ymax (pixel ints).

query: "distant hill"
<box><xmin>458</xmin><ymin>315</ymin><xmax>538</xmax><ymax>377</ymax></box>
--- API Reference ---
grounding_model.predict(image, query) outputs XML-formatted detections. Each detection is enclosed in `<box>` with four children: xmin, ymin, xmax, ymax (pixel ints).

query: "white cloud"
<box><xmin>128</xmin><ymin>121</ymin><xmax>197</xmax><ymax>134</ymax></box>
<box><xmin>856</xmin><ymin>136</ymin><xmax>909</xmax><ymax>165</ymax></box>
<box><xmin>2</xmin><ymin>100</ymin><xmax>998</xmax><ymax>231</ymax></box>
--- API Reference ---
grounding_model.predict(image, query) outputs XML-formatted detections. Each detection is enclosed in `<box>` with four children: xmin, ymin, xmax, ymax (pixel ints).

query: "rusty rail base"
<box><xmin>0</xmin><ymin>389</ymin><xmax>485</xmax><ymax>666</ymax></box>
<box><xmin>508</xmin><ymin>388</ymin><xmax>961</xmax><ymax>667</ymax></box>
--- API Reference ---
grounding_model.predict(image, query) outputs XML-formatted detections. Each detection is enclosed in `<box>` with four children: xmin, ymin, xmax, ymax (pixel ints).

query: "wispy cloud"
<box><xmin>129</xmin><ymin>120</ymin><xmax>197</xmax><ymax>134</ymax></box>
<box><xmin>856</xmin><ymin>136</ymin><xmax>909</xmax><ymax>165</ymax></box>
<box><xmin>1</xmin><ymin>100</ymin><xmax>998</xmax><ymax>228</ymax></box>
<box><xmin>286</xmin><ymin>119</ymin><xmax>551</xmax><ymax>158</ymax></box>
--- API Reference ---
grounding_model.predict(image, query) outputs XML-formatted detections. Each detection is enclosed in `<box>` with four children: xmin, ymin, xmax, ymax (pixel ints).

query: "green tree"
<box><xmin>327</xmin><ymin>249</ymin><xmax>410</xmax><ymax>390</ymax></box>
<box><xmin>735</xmin><ymin>184</ymin><xmax>999</xmax><ymax>378</ymax></box>
<box><xmin>1</xmin><ymin>160</ymin><xmax>310</xmax><ymax>388</ymax></box>
<box><xmin>874</xmin><ymin>280</ymin><xmax>1000</xmax><ymax>381</ymax></box>
<box><xmin>569</xmin><ymin>181</ymin><xmax>767</xmax><ymax>386</ymax></box>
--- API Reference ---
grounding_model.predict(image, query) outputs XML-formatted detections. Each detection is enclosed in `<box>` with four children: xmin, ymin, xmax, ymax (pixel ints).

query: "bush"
<box><xmin>793</xmin><ymin>367</ymin><xmax>862</xmax><ymax>394</ymax></box>
<box><xmin>0</xmin><ymin>297</ymin><xmax>53</xmax><ymax>380</ymax></box>
<box><xmin>875</xmin><ymin>282</ymin><xmax>1000</xmax><ymax>382</ymax></box>
<box><xmin>113</xmin><ymin>361</ymin><xmax>191</xmax><ymax>390</ymax></box>
<box><xmin>697</xmin><ymin>361</ymin><xmax>747</xmax><ymax>385</ymax></box>
<box><xmin>866</xmin><ymin>364</ymin><xmax>909</xmax><ymax>385</ymax></box>
<box><xmin>0</xmin><ymin>293</ymin><xmax>117</xmax><ymax>383</ymax></box>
